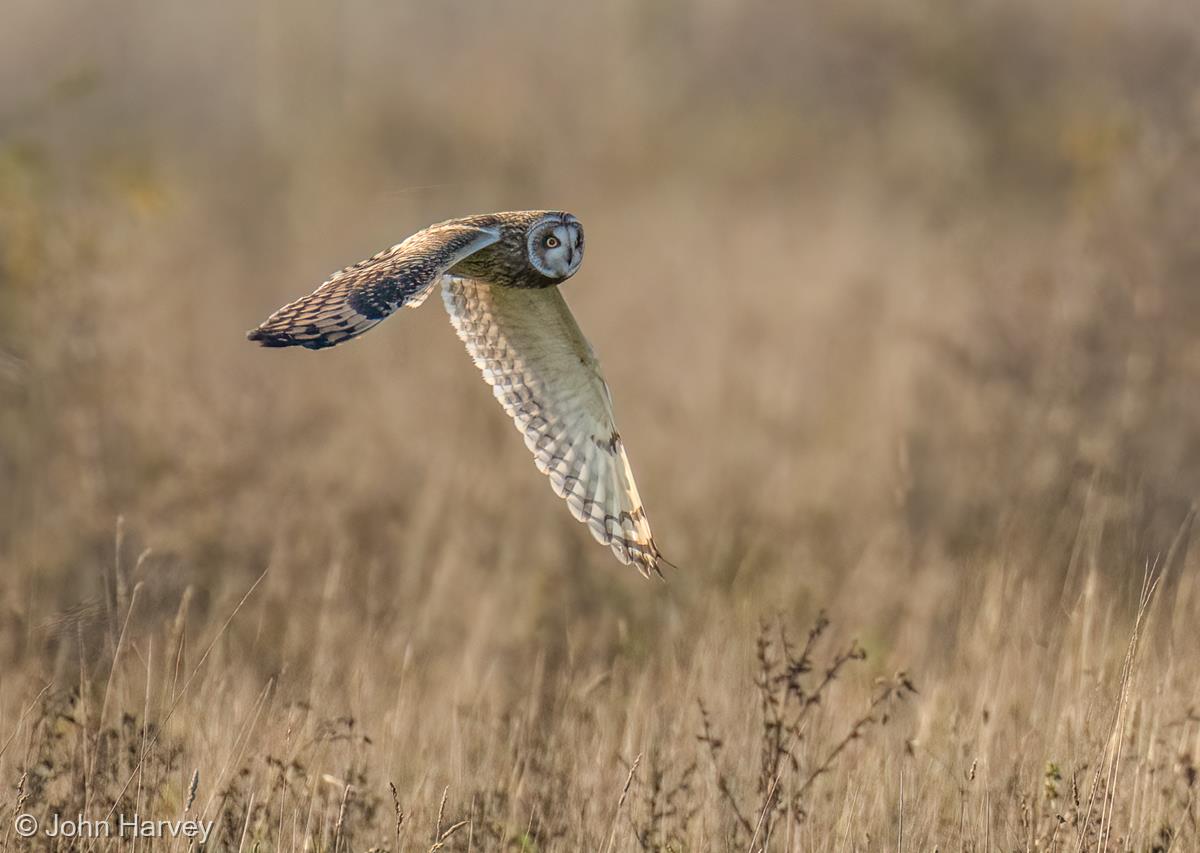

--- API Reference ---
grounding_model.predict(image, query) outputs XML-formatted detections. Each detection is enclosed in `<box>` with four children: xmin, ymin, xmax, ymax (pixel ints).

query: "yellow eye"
<box><xmin>545</xmin><ymin>236</ymin><xmax>560</xmax><ymax>248</ymax></box>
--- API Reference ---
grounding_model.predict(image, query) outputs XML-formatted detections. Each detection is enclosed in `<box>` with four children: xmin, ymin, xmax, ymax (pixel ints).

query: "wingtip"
<box><xmin>247</xmin><ymin>327</ymin><xmax>301</xmax><ymax>348</ymax></box>
<box><xmin>651</xmin><ymin>549</ymin><xmax>676</xmax><ymax>581</ymax></box>
<box><xmin>631</xmin><ymin>544</ymin><xmax>674</xmax><ymax>581</ymax></box>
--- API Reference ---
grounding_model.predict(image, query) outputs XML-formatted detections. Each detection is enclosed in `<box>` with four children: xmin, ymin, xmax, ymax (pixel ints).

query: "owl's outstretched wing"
<box><xmin>442</xmin><ymin>276</ymin><xmax>665</xmax><ymax>577</ymax></box>
<box><xmin>248</xmin><ymin>223</ymin><xmax>500</xmax><ymax>350</ymax></box>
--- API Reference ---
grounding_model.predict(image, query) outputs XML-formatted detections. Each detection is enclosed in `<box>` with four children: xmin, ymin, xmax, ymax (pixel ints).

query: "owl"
<box><xmin>248</xmin><ymin>211</ymin><xmax>668</xmax><ymax>577</ymax></box>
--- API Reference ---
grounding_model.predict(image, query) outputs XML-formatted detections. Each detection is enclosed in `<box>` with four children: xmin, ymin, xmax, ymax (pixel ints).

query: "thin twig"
<box><xmin>603</xmin><ymin>753</ymin><xmax>642</xmax><ymax>853</ymax></box>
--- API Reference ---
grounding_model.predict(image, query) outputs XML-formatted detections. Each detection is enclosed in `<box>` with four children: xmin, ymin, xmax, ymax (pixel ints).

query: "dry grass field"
<box><xmin>3</xmin><ymin>1</ymin><xmax>1200</xmax><ymax>850</ymax></box>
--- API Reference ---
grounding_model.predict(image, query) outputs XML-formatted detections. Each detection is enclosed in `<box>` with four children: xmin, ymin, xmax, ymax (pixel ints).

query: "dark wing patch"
<box><xmin>248</xmin><ymin>224</ymin><xmax>500</xmax><ymax>350</ymax></box>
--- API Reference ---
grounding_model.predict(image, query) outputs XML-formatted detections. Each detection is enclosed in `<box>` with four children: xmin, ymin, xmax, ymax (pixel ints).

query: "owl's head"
<box><xmin>526</xmin><ymin>213</ymin><xmax>584</xmax><ymax>281</ymax></box>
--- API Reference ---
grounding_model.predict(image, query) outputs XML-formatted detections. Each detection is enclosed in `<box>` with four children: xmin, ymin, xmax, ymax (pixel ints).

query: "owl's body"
<box><xmin>248</xmin><ymin>210</ymin><xmax>666</xmax><ymax>577</ymax></box>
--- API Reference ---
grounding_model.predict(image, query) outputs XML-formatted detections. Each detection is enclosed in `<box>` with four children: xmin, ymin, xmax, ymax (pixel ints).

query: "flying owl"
<box><xmin>248</xmin><ymin>211</ymin><xmax>667</xmax><ymax>577</ymax></box>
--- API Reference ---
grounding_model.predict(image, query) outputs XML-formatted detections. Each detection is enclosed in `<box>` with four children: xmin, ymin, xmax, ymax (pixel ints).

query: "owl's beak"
<box><xmin>566</xmin><ymin>245</ymin><xmax>575</xmax><ymax>267</ymax></box>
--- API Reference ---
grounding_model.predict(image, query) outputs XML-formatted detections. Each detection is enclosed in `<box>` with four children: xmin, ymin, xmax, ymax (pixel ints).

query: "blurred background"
<box><xmin>2</xmin><ymin>0</ymin><xmax>1199</xmax><ymax>849</ymax></box>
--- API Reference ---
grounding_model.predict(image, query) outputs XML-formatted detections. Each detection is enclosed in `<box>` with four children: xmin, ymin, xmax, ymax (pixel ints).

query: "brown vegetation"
<box><xmin>2</xmin><ymin>1</ymin><xmax>1199</xmax><ymax>849</ymax></box>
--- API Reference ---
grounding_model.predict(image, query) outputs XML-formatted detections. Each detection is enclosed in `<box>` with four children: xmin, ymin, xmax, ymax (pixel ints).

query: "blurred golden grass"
<box><xmin>3</xmin><ymin>0</ymin><xmax>1200</xmax><ymax>849</ymax></box>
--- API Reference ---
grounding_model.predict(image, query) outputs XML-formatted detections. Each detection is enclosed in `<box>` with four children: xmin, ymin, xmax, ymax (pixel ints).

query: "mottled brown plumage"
<box><xmin>248</xmin><ymin>211</ymin><xmax>665</xmax><ymax>577</ymax></box>
<box><xmin>444</xmin><ymin>210</ymin><xmax>572</xmax><ymax>289</ymax></box>
<box><xmin>247</xmin><ymin>219</ymin><xmax>503</xmax><ymax>349</ymax></box>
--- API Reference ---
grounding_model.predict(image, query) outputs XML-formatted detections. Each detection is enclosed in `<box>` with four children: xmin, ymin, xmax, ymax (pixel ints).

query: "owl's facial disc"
<box><xmin>527</xmin><ymin>215</ymin><xmax>584</xmax><ymax>280</ymax></box>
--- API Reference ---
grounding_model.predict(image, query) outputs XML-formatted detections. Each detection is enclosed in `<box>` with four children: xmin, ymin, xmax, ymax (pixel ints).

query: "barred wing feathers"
<box><xmin>248</xmin><ymin>223</ymin><xmax>500</xmax><ymax>350</ymax></box>
<box><xmin>442</xmin><ymin>276</ymin><xmax>664</xmax><ymax>576</ymax></box>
